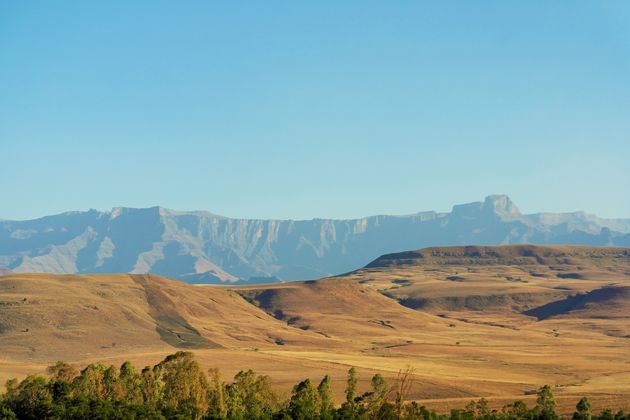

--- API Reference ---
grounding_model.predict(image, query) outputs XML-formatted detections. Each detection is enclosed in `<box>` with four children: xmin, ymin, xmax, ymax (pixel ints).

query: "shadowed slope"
<box><xmin>524</xmin><ymin>286</ymin><xmax>630</xmax><ymax>321</ymax></box>
<box><xmin>130</xmin><ymin>274</ymin><xmax>220</xmax><ymax>349</ymax></box>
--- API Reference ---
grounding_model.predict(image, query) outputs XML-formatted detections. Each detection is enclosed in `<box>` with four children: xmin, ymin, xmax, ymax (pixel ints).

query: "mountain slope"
<box><xmin>1</xmin><ymin>196</ymin><xmax>629</xmax><ymax>283</ymax></box>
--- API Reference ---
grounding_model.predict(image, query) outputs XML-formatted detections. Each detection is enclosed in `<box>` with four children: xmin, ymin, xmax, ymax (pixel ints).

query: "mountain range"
<box><xmin>1</xmin><ymin>195</ymin><xmax>629</xmax><ymax>283</ymax></box>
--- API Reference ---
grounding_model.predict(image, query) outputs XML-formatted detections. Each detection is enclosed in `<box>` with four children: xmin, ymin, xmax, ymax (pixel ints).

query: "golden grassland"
<box><xmin>0</xmin><ymin>245</ymin><xmax>628</xmax><ymax>414</ymax></box>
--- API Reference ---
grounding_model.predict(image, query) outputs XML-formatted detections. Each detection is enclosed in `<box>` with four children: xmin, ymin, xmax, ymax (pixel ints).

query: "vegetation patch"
<box><xmin>1</xmin><ymin>353</ymin><xmax>623</xmax><ymax>420</ymax></box>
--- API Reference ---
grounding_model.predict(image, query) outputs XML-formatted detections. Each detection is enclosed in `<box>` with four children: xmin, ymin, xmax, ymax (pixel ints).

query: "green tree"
<box><xmin>535</xmin><ymin>385</ymin><xmax>558</xmax><ymax>420</ymax></box>
<box><xmin>338</xmin><ymin>367</ymin><xmax>360</xmax><ymax>419</ymax></box>
<box><xmin>49</xmin><ymin>379</ymin><xmax>72</xmax><ymax>408</ymax></box>
<box><xmin>573</xmin><ymin>397</ymin><xmax>592</xmax><ymax>420</ymax></box>
<box><xmin>46</xmin><ymin>361</ymin><xmax>78</xmax><ymax>383</ymax></box>
<box><xmin>225</xmin><ymin>369</ymin><xmax>278</xmax><ymax>419</ymax></box>
<box><xmin>119</xmin><ymin>361</ymin><xmax>143</xmax><ymax>405</ymax></box>
<box><xmin>317</xmin><ymin>375</ymin><xmax>334</xmax><ymax>420</ymax></box>
<box><xmin>0</xmin><ymin>402</ymin><xmax>17</xmax><ymax>420</ymax></box>
<box><xmin>288</xmin><ymin>378</ymin><xmax>320</xmax><ymax>419</ymax></box>
<box><xmin>154</xmin><ymin>351</ymin><xmax>209</xmax><ymax>419</ymax></box>
<box><xmin>345</xmin><ymin>367</ymin><xmax>358</xmax><ymax>404</ymax></box>
<box><xmin>450</xmin><ymin>408</ymin><xmax>469</xmax><ymax>420</ymax></box>
<box><xmin>614</xmin><ymin>410</ymin><xmax>627</xmax><ymax>420</ymax></box>
<box><xmin>207</xmin><ymin>368</ymin><xmax>227</xmax><ymax>419</ymax></box>
<box><xmin>103</xmin><ymin>364</ymin><xmax>124</xmax><ymax>402</ymax></box>
<box><xmin>3</xmin><ymin>379</ymin><xmax>18</xmax><ymax>404</ymax></box>
<box><xmin>141</xmin><ymin>365</ymin><xmax>163</xmax><ymax>409</ymax></box>
<box><xmin>502</xmin><ymin>400</ymin><xmax>529</xmax><ymax>420</ymax></box>
<box><xmin>464</xmin><ymin>400</ymin><xmax>477</xmax><ymax>419</ymax></box>
<box><xmin>405</xmin><ymin>401</ymin><xmax>440</xmax><ymax>420</ymax></box>
<box><xmin>4</xmin><ymin>375</ymin><xmax>55</xmax><ymax>420</ymax></box>
<box><xmin>366</xmin><ymin>373</ymin><xmax>390</xmax><ymax>417</ymax></box>
<box><xmin>476</xmin><ymin>398</ymin><xmax>491</xmax><ymax>418</ymax></box>
<box><xmin>72</xmin><ymin>363</ymin><xmax>109</xmax><ymax>400</ymax></box>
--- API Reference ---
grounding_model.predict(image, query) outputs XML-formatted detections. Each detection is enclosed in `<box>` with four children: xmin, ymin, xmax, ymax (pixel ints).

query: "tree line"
<box><xmin>0</xmin><ymin>351</ymin><xmax>627</xmax><ymax>419</ymax></box>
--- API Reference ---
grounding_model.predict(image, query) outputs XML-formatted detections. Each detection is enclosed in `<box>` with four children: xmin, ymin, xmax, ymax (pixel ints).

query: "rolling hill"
<box><xmin>1</xmin><ymin>244</ymin><xmax>629</xmax><ymax>414</ymax></box>
<box><xmin>1</xmin><ymin>195</ymin><xmax>630</xmax><ymax>283</ymax></box>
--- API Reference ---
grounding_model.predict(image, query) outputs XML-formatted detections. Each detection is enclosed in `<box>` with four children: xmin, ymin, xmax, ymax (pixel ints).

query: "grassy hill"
<box><xmin>352</xmin><ymin>245</ymin><xmax>629</xmax><ymax>316</ymax></box>
<box><xmin>1</xmin><ymin>245</ymin><xmax>629</xmax><ymax>414</ymax></box>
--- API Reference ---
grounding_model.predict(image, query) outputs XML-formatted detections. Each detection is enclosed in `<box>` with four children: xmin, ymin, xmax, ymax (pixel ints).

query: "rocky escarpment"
<box><xmin>1</xmin><ymin>195</ymin><xmax>629</xmax><ymax>283</ymax></box>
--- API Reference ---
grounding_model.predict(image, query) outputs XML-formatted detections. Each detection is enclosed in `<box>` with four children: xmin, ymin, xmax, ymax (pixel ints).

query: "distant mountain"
<box><xmin>1</xmin><ymin>195</ymin><xmax>629</xmax><ymax>283</ymax></box>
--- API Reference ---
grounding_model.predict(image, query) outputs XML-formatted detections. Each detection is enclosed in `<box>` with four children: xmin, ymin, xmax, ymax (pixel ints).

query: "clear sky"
<box><xmin>1</xmin><ymin>1</ymin><xmax>629</xmax><ymax>221</ymax></box>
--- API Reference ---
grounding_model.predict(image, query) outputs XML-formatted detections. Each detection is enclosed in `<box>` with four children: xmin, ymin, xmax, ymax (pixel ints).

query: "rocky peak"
<box><xmin>483</xmin><ymin>195</ymin><xmax>521</xmax><ymax>219</ymax></box>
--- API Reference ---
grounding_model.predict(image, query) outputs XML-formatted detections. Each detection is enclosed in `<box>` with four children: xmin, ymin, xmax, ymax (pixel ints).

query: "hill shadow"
<box><xmin>131</xmin><ymin>274</ymin><xmax>221</xmax><ymax>349</ymax></box>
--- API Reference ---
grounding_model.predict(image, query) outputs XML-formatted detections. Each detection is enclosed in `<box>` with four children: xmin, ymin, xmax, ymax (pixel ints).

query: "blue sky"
<box><xmin>1</xmin><ymin>1</ymin><xmax>629</xmax><ymax>220</ymax></box>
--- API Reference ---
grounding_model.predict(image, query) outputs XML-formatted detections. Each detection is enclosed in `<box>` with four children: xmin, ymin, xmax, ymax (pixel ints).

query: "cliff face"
<box><xmin>1</xmin><ymin>195</ymin><xmax>629</xmax><ymax>283</ymax></box>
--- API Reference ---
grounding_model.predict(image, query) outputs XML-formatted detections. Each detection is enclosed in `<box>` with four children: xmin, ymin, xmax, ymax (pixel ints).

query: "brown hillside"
<box><xmin>232</xmin><ymin>245</ymin><xmax>630</xmax><ymax>410</ymax></box>
<box><xmin>1</xmin><ymin>245</ymin><xmax>629</xmax><ymax>414</ymax></box>
<box><xmin>0</xmin><ymin>273</ymin><xmax>328</xmax><ymax>362</ymax></box>
<box><xmin>351</xmin><ymin>245</ymin><xmax>630</xmax><ymax>317</ymax></box>
<box><xmin>236</xmin><ymin>278</ymin><xmax>453</xmax><ymax>343</ymax></box>
<box><xmin>366</xmin><ymin>245</ymin><xmax>630</xmax><ymax>270</ymax></box>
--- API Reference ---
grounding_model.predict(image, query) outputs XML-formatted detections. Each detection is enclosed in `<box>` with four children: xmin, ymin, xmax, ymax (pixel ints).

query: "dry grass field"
<box><xmin>0</xmin><ymin>245</ymin><xmax>628</xmax><ymax>414</ymax></box>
